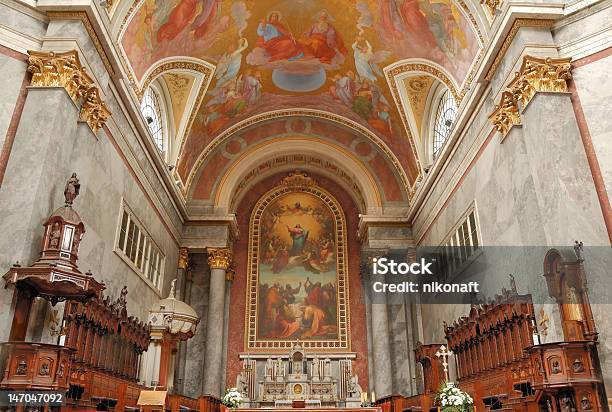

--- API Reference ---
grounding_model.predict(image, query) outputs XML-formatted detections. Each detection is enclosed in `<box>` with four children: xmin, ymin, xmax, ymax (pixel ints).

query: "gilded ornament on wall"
<box><xmin>178</xmin><ymin>247</ymin><xmax>190</xmax><ymax>270</ymax></box>
<box><xmin>481</xmin><ymin>0</ymin><xmax>501</xmax><ymax>15</ymax></box>
<box><xmin>27</xmin><ymin>50</ymin><xmax>112</xmax><ymax>134</ymax></box>
<box><xmin>489</xmin><ymin>55</ymin><xmax>572</xmax><ymax>138</ymax></box>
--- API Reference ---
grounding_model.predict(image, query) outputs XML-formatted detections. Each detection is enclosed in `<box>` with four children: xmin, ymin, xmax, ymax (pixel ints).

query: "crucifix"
<box><xmin>436</xmin><ymin>345</ymin><xmax>450</xmax><ymax>381</ymax></box>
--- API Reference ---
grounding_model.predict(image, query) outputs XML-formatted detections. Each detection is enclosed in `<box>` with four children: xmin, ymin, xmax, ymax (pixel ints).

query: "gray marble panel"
<box><xmin>573</xmin><ymin>55</ymin><xmax>612</xmax><ymax>201</ymax></box>
<box><xmin>183</xmin><ymin>253</ymin><xmax>210</xmax><ymax>398</ymax></box>
<box><xmin>0</xmin><ymin>55</ymin><xmax>26</xmax><ymax>150</ymax></box>
<box><xmin>0</xmin><ymin>3</ymin><xmax>47</xmax><ymax>41</ymax></box>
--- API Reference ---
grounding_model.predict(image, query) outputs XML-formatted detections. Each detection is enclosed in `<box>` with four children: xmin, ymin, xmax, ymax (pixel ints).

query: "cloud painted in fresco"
<box><xmin>232</xmin><ymin>2</ymin><xmax>251</xmax><ymax>37</ymax></box>
<box><xmin>356</xmin><ymin>1</ymin><xmax>373</xmax><ymax>34</ymax></box>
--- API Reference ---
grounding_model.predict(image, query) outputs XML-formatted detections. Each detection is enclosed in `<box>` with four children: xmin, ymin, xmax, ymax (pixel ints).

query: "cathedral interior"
<box><xmin>0</xmin><ymin>0</ymin><xmax>611</xmax><ymax>411</ymax></box>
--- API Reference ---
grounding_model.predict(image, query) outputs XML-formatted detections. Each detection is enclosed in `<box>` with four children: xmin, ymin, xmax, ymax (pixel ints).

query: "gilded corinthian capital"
<box><xmin>207</xmin><ymin>248</ymin><xmax>232</xmax><ymax>270</ymax></box>
<box><xmin>490</xmin><ymin>55</ymin><xmax>572</xmax><ymax>137</ymax></box>
<box><xmin>178</xmin><ymin>247</ymin><xmax>189</xmax><ymax>270</ymax></box>
<box><xmin>80</xmin><ymin>86</ymin><xmax>112</xmax><ymax>133</ymax></box>
<box><xmin>28</xmin><ymin>50</ymin><xmax>90</xmax><ymax>101</ymax></box>
<box><xmin>27</xmin><ymin>50</ymin><xmax>112</xmax><ymax>133</ymax></box>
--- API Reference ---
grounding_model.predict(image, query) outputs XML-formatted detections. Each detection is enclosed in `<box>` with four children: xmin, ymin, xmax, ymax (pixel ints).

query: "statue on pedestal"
<box><xmin>323</xmin><ymin>358</ymin><xmax>332</xmax><ymax>381</ymax></box>
<box><xmin>64</xmin><ymin>172</ymin><xmax>80</xmax><ymax>206</ymax></box>
<box><xmin>347</xmin><ymin>374</ymin><xmax>362</xmax><ymax>399</ymax></box>
<box><xmin>265</xmin><ymin>358</ymin><xmax>275</xmax><ymax>382</ymax></box>
<box><xmin>312</xmin><ymin>356</ymin><xmax>321</xmax><ymax>381</ymax></box>
<box><xmin>275</xmin><ymin>356</ymin><xmax>285</xmax><ymax>382</ymax></box>
<box><xmin>237</xmin><ymin>371</ymin><xmax>248</xmax><ymax>397</ymax></box>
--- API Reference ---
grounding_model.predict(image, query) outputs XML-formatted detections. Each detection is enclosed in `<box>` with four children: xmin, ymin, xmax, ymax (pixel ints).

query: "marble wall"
<box><xmin>573</xmin><ymin>54</ymin><xmax>612</xmax><ymax>217</ymax></box>
<box><xmin>0</xmin><ymin>86</ymin><xmax>179</xmax><ymax>338</ymax></box>
<box><xmin>0</xmin><ymin>50</ymin><xmax>26</xmax><ymax>156</ymax></box>
<box><xmin>183</xmin><ymin>253</ymin><xmax>210</xmax><ymax>398</ymax></box>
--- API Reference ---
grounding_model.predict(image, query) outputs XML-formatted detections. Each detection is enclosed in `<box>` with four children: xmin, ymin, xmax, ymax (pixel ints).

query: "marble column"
<box><xmin>174</xmin><ymin>247</ymin><xmax>190</xmax><ymax>394</ymax></box>
<box><xmin>202</xmin><ymin>247</ymin><xmax>232</xmax><ymax>397</ymax></box>
<box><xmin>221</xmin><ymin>266</ymin><xmax>235</xmax><ymax>392</ymax></box>
<box><xmin>362</xmin><ymin>251</ymin><xmax>393</xmax><ymax>399</ymax></box>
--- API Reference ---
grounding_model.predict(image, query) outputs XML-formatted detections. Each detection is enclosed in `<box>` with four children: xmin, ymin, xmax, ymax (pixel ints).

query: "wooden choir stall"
<box><xmin>375</xmin><ymin>245</ymin><xmax>607</xmax><ymax>412</ymax></box>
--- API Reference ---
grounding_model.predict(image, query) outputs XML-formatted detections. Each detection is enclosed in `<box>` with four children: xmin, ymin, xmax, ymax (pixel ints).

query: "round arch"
<box><xmin>182</xmin><ymin>110</ymin><xmax>413</xmax><ymax>202</ymax></box>
<box><xmin>209</xmin><ymin>138</ymin><xmax>384</xmax><ymax>215</ymax></box>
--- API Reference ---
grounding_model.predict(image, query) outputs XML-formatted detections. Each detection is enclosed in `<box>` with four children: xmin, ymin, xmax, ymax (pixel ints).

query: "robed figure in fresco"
<box><xmin>300</xmin><ymin>10</ymin><xmax>347</xmax><ymax>64</ymax></box>
<box><xmin>256</xmin><ymin>12</ymin><xmax>303</xmax><ymax>62</ymax></box>
<box><xmin>287</xmin><ymin>224</ymin><xmax>309</xmax><ymax>256</ymax></box>
<box><xmin>157</xmin><ymin>0</ymin><xmax>221</xmax><ymax>42</ymax></box>
<box><xmin>378</xmin><ymin>0</ymin><xmax>469</xmax><ymax>62</ymax></box>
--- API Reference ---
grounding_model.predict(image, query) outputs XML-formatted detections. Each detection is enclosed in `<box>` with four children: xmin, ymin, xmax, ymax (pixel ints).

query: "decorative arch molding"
<box><xmin>132</xmin><ymin>57</ymin><xmax>214</xmax><ymax>101</ymax></box>
<box><xmin>384</xmin><ymin>60</ymin><xmax>463</xmax><ymax>177</ymax></box>
<box><xmin>245</xmin><ymin>171</ymin><xmax>350</xmax><ymax>351</ymax></box>
<box><xmin>386</xmin><ymin>59</ymin><xmax>462</xmax><ymax>106</ymax></box>
<box><xmin>181</xmin><ymin>110</ymin><xmax>415</xmax><ymax>202</ymax></box>
<box><xmin>206</xmin><ymin>139</ymin><xmax>384</xmax><ymax>214</ymax></box>
<box><xmin>126</xmin><ymin>57</ymin><xmax>214</xmax><ymax>166</ymax></box>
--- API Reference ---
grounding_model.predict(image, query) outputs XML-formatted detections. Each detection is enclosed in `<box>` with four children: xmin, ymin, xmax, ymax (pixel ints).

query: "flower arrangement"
<box><xmin>435</xmin><ymin>382</ymin><xmax>474</xmax><ymax>412</ymax></box>
<box><xmin>222</xmin><ymin>387</ymin><xmax>243</xmax><ymax>409</ymax></box>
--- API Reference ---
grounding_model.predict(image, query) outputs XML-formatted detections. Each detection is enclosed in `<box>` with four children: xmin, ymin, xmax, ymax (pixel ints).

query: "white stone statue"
<box><xmin>236</xmin><ymin>371</ymin><xmax>248</xmax><ymax>397</ymax></box>
<box><xmin>312</xmin><ymin>356</ymin><xmax>321</xmax><ymax>381</ymax></box>
<box><xmin>265</xmin><ymin>358</ymin><xmax>275</xmax><ymax>381</ymax></box>
<box><xmin>275</xmin><ymin>356</ymin><xmax>285</xmax><ymax>381</ymax></box>
<box><xmin>323</xmin><ymin>358</ymin><xmax>332</xmax><ymax>381</ymax></box>
<box><xmin>347</xmin><ymin>375</ymin><xmax>363</xmax><ymax>399</ymax></box>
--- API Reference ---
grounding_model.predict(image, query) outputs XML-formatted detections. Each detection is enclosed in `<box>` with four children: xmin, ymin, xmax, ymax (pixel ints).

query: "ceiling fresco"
<box><xmin>119</xmin><ymin>0</ymin><xmax>482</xmax><ymax>197</ymax></box>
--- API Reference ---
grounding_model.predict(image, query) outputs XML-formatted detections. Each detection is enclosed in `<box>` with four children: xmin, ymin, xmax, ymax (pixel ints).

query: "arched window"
<box><xmin>140</xmin><ymin>87</ymin><xmax>165</xmax><ymax>151</ymax></box>
<box><xmin>432</xmin><ymin>90</ymin><xmax>457</xmax><ymax>159</ymax></box>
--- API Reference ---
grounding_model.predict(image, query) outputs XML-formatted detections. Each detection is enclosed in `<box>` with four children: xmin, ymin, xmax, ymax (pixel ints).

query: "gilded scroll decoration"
<box><xmin>489</xmin><ymin>55</ymin><xmax>572</xmax><ymax>138</ymax></box>
<box><xmin>481</xmin><ymin>0</ymin><xmax>501</xmax><ymax>15</ymax></box>
<box><xmin>489</xmin><ymin>91</ymin><xmax>521</xmax><ymax>136</ymax></box>
<box><xmin>27</xmin><ymin>50</ymin><xmax>112</xmax><ymax>134</ymax></box>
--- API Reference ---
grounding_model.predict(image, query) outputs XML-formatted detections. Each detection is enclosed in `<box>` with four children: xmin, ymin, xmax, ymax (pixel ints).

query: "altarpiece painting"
<box><xmin>246</xmin><ymin>173</ymin><xmax>349</xmax><ymax>350</ymax></box>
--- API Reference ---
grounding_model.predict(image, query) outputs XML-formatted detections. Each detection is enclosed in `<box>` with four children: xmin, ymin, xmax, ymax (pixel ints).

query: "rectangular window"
<box><xmin>115</xmin><ymin>203</ymin><xmax>165</xmax><ymax>289</ymax></box>
<box><xmin>438</xmin><ymin>209</ymin><xmax>481</xmax><ymax>279</ymax></box>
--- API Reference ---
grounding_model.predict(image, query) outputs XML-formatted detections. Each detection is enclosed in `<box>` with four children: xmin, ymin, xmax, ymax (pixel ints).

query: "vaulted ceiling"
<box><xmin>114</xmin><ymin>0</ymin><xmax>486</xmax><ymax>208</ymax></box>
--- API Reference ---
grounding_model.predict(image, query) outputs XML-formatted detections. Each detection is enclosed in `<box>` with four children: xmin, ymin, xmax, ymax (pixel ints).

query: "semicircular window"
<box><xmin>433</xmin><ymin>90</ymin><xmax>457</xmax><ymax>159</ymax></box>
<box><xmin>140</xmin><ymin>88</ymin><xmax>164</xmax><ymax>151</ymax></box>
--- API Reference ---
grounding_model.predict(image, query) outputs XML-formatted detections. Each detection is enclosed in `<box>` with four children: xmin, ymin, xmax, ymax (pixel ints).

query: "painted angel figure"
<box><xmin>214</xmin><ymin>37</ymin><xmax>249</xmax><ymax>89</ymax></box>
<box><xmin>352</xmin><ymin>37</ymin><xmax>390</xmax><ymax>83</ymax></box>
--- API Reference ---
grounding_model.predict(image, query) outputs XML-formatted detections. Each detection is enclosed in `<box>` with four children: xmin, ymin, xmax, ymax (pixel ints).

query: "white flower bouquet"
<box><xmin>222</xmin><ymin>387</ymin><xmax>243</xmax><ymax>409</ymax></box>
<box><xmin>435</xmin><ymin>382</ymin><xmax>474</xmax><ymax>412</ymax></box>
